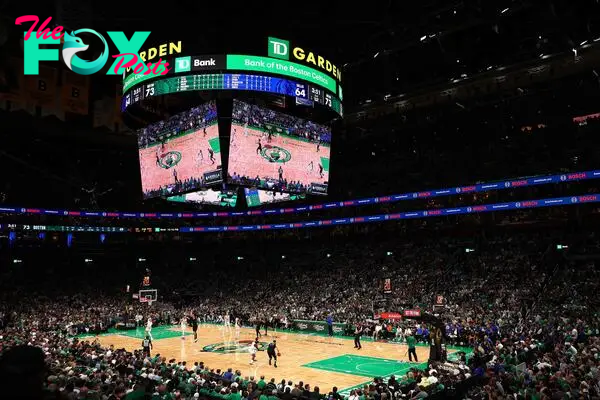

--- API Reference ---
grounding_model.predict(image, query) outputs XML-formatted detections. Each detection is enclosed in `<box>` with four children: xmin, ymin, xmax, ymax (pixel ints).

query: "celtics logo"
<box><xmin>158</xmin><ymin>151</ymin><xmax>182</xmax><ymax>169</ymax></box>
<box><xmin>261</xmin><ymin>145</ymin><xmax>291</xmax><ymax>163</ymax></box>
<box><xmin>202</xmin><ymin>340</ymin><xmax>268</xmax><ymax>354</ymax></box>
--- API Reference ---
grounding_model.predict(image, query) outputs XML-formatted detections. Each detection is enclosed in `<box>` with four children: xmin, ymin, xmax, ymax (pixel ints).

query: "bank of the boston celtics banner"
<box><xmin>292</xmin><ymin>319</ymin><xmax>347</xmax><ymax>335</ymax></box>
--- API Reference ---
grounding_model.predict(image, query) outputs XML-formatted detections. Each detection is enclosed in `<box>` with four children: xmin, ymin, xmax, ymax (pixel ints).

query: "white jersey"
<box><xmin>249</xmin><ymin>344</ymin><xmax>257</xmax><ymax>354</ymax></box>
<box><xmin>181</xmin><ymin>319</ymin><xmax>187</xmax><ymax>331</ymax></box>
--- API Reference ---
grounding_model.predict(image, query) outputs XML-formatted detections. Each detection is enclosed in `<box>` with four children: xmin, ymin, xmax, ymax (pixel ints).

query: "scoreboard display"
<box><xmin>122</xmin><ymin>73</ymin><xmax>343</xmax><ymax>116</ymax></box>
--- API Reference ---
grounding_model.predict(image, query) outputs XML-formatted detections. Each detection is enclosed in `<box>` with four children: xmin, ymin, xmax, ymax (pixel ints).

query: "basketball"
<box><xmin>277</xmin><ymin>352</ymin><xmax>281</xmax><ymax>356</ymax></box>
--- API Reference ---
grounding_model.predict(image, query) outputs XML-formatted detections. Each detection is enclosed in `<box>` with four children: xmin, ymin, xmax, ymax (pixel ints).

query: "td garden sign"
<box><xmin>268</xmin><ymin>37</ymin><xmax>342</xmax><ymax>83</ymax></box>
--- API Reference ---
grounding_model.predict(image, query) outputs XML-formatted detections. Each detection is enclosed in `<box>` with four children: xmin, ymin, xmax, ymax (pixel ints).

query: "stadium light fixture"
<box><xmin>580</xmin><ymin>40</ymin><xmax>588</xmax><ymax>46</ymax></box>
<box><xmin>373</xmin><ymin>52</ymin><xmax>380</xmax><ymax>58</ymax></box>
<box><xmin>13</xmin><ymin>259</ymin><xmax>22</xmax><ymax>264</ymax></box>
<box><xmin>138</xmin><ymin>258</ymin><xmax>146</xmax><ymax>262</ymax></box>
<box><xmin>84</xmin><ymin>258</ymin><xmax>93</xmax><ymax>263</ymax></box>
<box><xmin>237</xmin><ymin>256</ymin><xmax>244</xmax><ymax>260</ymax></box>
<box><xmin>281</xmin><ymin>255</ymin><xmax>286</xmax><ymax>259</ymax></box>
<box><xmin>386</xmin><ymin>251</ymin><xmax>393</xmax><ymax>256</ymax></box>
<box><xmin>420</xmin><ymin>35</ymin><xmax>427</xmax><ymax>42</ymax></box>
<box><xmin>326</xmin><ymin>253</ymin><xmax>331</xmax><ymax>258</ymax></box>
<box><xmin>501</xmin><ymin>8</ymin><xmax>509</xmax><ymax>14</ymax></box>
<box><xmin>189</xmin><ymin>257</ymin><xmax>197</xmax><ymax>261</ymax></box>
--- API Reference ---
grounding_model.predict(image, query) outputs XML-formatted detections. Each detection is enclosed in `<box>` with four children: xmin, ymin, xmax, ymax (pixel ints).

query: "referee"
<box><xmin>267</xmin><ymin>339</ymin><xmax>279</xmax><ymax>368</ymax></box>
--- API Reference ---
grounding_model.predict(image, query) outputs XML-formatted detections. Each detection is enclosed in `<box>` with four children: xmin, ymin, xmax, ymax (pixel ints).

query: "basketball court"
<box><xmin>139</xmin><ymin>124</ymin><xmax>221</xmax><ymax>195</ymax></box>
<box><xmin>228</xmin><ymin>125</ymin><xmax>330</xmax><ymax>189</ymax></box>
<box><xmin>89</xmin><ymin>323</ymin><xmax>469</xmax><ymax>396</ymax></box>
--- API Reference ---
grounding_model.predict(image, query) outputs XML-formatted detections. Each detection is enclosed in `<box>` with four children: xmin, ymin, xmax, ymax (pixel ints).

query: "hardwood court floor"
<box><xmin>94</xmin><ymin>324</ymin><xmax>448</xmax><ymax>393</ymax></box>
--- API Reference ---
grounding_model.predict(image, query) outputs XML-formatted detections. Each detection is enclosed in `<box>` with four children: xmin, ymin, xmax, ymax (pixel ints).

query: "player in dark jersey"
<box><xmin>354</xmin><ymin>324</ymin><xmax>363</xmax><ymax>350</ymax></box>
<box><xmin>278</xmin><ymin>166</ymin><xmax>284</xmax><ymax>182</ymax></box>
<box><xmin>318</xmin><ymin>164</ymin><xmax>324</xmax><ymax>178</ymax></box>
<box><xmin>188</xmin><ymin>314</ymin><xmax>199</xmax><ymax>342</ymax></box>
<box><xmin>208</xmin><ymin>148</ymin><xmax>215</xmax><ymax>164</ymax></box>
<box><xmin>255</xmin><ymin>319</ymin><xmax>262</xmax><ymax>338</ymax></box>
<box><xmin>316</xmin><ymin>141</ymin><xmax>320</xmax><ymax>152</ymax></box>
<box><xmin>203</xmin><ymin>127</ymin><xmax>207</xmax><ymax>137</ymax></box>
<box><xmin>267</xmin><ymin>339</ymin><xmax>279</xmax><ymax>367</ymax></box>
<box><xmin>256</xmin><ymin>139</ymin><xmax>262</xmax><ymax>155</ymax></box>
<box><xmin>142</xmin><ymin>335</ymin><xmax>152</xmax><ymax>357</ymax></box>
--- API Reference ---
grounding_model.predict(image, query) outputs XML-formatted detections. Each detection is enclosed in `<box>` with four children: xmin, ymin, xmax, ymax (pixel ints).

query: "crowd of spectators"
<box><xmin>138</xmin><ymin>102</ymin><xmax>218</xmax><ymax>148</ymax></box>
<box><xmin>232</xmin><ymin>100</ymin><xmax>331</xmax><ymax>144</ymax></box>
<box><xmin>2</xmin><ymin>230</ymin><xmax>600</xmax><ymax>399</ymax></box>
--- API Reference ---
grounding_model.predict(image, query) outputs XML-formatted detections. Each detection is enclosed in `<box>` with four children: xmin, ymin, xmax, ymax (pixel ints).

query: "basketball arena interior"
<box><xmin>2</xmin><ymin>1</ymin><xmax>600</xmax><ymax>399</ymax></box>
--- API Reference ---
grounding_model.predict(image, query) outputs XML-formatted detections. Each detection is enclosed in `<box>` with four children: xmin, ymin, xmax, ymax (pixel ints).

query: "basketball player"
<box><xmin>316</xmin><ymin>141</ymin><xmax>320</xmax><ymax>152</ymax></box>
<box><xmin>244</xmin><ymin>121</ymin><xmax>249</xmax><ymax>137</ymax></box>
<box><xmin>255</xmin><ymin>319</ymin><xmax>262</xmax><ymax>338</ymax></box>
<box><xmin>267</xmin><ymin>131</ymin><xmax>273</xmax><ymax>143</ymax></box>
<box><xmin>145</xmin><ymin>317</ymin><xmax>153</xmax><ymax>341</ymax></box>
<box><xmin>354</xmin><ymin>324</ymin><xmax>363</xmax><ymax>350</ymax></box>
<box><xmin>224</xmin><ymin>312</ymin><xmax>231</xmax><ymax>332</ymax></box>
<box><xmin>142</xmin><ymin>335</ymin><xmax>153</xmax><ymax>357</ymax></box>
<box><xmin>173</xmin><ymin>169</ymin><xmax>180</xmax><ymax>184</ymax></box>
<box><xmin>208</xmin><ymin>148</ymin><xmax>215</xmax><ymax>165</ymax></box>
<box><xmin>318</xmin><ymin>164</ymin><xmax>324</xmax><ymax>178</ymax></box>
<box><xmin>231</xmin><ymin>129</ymin><xmax>237</xmax><ymax>145</ymax></box>
<box><xmin>180</xmin><ymin>317</ymin><xmax>187</xmax><ymax>340</ymax></box>
<box><xmin>203</xmin><ymin>126</ymin><xmax>207</xmax><ymax>137</ymax></box>
<box><xmin>256</xmin><ymin>139</ymin><xmax>263</xmax><ymax>155</ymax></box>
<box><xmin>278</xmin><ymin>166</ymin><xmax>284</xmax><ymax>182</ymax></box>
<box><xmin>307</xmin><ymin>161</ymin><xmax>314</xmax><ymax>173</ymax></box>
<box><xmin>249</xmin><ymin>337</ymin><xmax>259</xmax><ymax>365</ymax></box>
<box><xmin>235</xmin><ymin>317</ymin><xmax>241</xmax><ymax>339</ymax></box>
<box><xmin>155</xmin><ymin>153</ymin><xmax>160</xmax><ymax>166</ymax></box>
<box><xmin>267</xmin><ymin>339</ymin><xmax>279</xmax><ymax>368</ymax></box>
<box><xmin>198</xmin><ymin>149</ymin><xmax>204</xmax><ymax>164</ymax></box>
<box><xmin>189</xmin><ymin>314</ymin><xmax>199</xmax><ymax>343</ymax></box>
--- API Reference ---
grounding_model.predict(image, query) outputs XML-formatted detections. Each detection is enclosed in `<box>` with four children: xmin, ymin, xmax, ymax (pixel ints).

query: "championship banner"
<box><xmin>61</xmin><ymin>70</ymin><xmax>89</xmax><ymax>114</ymax></box>
<box><xmin>26</xmin><ymin>65</ymin><xmax>57</xmax><ymax>109</ymax></box>
<box><xmin>383</xmin><ymin>278</ymin><xmax>392</xmax><ymax>294</ymax></box>
<box><xmin>292</xmin><ymin>319</ymin><xmax>346</xmax><ymax>335</ymax></box>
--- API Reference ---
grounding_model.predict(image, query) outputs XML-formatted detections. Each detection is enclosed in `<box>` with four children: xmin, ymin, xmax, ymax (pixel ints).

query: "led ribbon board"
<box><xmin>121</xmin><ymin>73</ymin><xmax>343</xmax><ymax>116</ymax></box>
<box><xmin>122</xmin><ymin>54</ymin><xmax>342</xmax><ymax>98</ymax></box>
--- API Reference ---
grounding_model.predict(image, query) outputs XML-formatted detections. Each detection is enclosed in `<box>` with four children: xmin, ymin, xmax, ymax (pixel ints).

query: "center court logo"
<box><xmin>261</xmin><ymin>145</ymin><xmax>291</xmax><ymax>163</ymax></box>
<box><xmin>158</xmin><ymin>151</ymin><xmax>182</xmax><ymax>169</ymax></box>
<box><xmin>268</xmin><ymin>37</ymin><xmax>289</xmax><ymax>60</ymax></box>
<box><xmin>202</xmin><ymin>340</ymin><xmax>268</xmax><ymax>354</ymax></box>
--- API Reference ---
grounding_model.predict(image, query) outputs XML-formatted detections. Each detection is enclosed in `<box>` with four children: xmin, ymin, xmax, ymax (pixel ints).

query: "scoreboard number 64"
<box><xmin>295</xmin><ymin>85</ymin><xmax>306</xmax><ymax>98</ymax></box>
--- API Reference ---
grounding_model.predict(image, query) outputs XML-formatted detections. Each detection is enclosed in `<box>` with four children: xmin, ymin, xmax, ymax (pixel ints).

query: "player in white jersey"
<box><xmin>224</xmin><ymin>313</ymin><xmax>231</xmax><ymax>332</ymax></box>
<box><xmin>180</xmin><ymin>318</ymin><xmax>187</xmax><ymax>339</ymax></box>
<box><xmin>145</xmin><ymin>317</ymin><xmax>153</xmax><ymax>341</ymax></box>
<box><xmin>249</xmin><ymin>337</ymin><xmax>259</xmax><ymax>364</ymax></box>
<box><xmin>307</xmin><ymin>161</ymin><xmax>314</xmax><ymax>173</ymax></box>
<box><xmin>244</xmin><ymin>122</ymin><xmax>249</xmax><ymax>137</ymax></box>
<box><xmin>235</xmin><ymin>317</ymin><xmax>241</xmax><ymax>339</ymax></box>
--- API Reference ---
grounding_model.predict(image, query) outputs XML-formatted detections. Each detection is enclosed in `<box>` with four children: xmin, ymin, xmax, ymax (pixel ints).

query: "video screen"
<box><xmin>166</xmin><ymin>187</ymin><xmax>237</xmax><ymax>208</ymax></box>
<box><xmin>227</xmin><ymin>100</ymin><xmax>330</xmax><ymax>195</ymax></box>
<box><xmin>137</xmin><ymin>101</ymin><xmax>222</xmax><ymax>199</ymax></box>
<box><xmin>244</xmin><ymin>188</ymin><xmax>305</xmax><ymax>207</ymax></box>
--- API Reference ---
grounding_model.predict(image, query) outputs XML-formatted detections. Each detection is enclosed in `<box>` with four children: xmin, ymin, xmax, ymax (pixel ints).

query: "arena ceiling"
<box><xmin>2</xmin><ymin>0</ymin><xmax>599</xmax><ymax>106</ymax></box>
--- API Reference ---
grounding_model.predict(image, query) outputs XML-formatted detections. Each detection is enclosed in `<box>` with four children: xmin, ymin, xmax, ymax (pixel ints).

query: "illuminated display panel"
<box><xmin>228</xmin><ymin>100</ymin><xmax>330</xmax><ymax>195</ymax></box>
<box><xmin>137</xmin><ymin>101</ymin><xmax>222</xmax><ymax>199</ymax></box>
